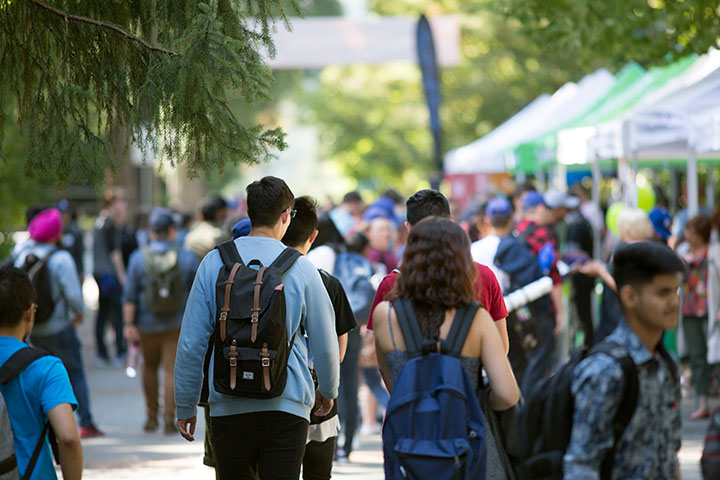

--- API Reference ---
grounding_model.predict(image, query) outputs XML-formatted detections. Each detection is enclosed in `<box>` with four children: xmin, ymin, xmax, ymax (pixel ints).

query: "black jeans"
<box><xmin>302</xmin><ymin>436</ymin><xmax>336</xmax><ymax>480</ymax></box>
<box><xmin>338</xmin><ymin>328</ymin><xmax>361</xmax><ymax>454</ymax></box>
<box><xmin>210</xmin><ymin>411</ymin><xmax>309</xmax><ymax>480</ymax></box>
<box><xmin>520</xmin><ymin>313</ymin><xmax>556</xmax><ymax>397</ymax></box>
<box><xmin>94</xmin><ymin>274</ymin><xmax>126</xmax><ymax>359</ymax></box>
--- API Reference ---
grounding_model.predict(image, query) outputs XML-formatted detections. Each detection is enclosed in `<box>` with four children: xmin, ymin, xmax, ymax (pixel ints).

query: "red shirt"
<box><xmin>367</xmin><ymin>262</ymin><xmax>508</xmax><ymax>330</ymax></box>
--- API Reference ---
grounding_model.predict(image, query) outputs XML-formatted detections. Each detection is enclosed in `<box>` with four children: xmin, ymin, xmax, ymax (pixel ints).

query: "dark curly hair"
<box><xmin>387</xmin><ymin>217</ymin><xmax>476</xmax><ymax>338</ymax></box>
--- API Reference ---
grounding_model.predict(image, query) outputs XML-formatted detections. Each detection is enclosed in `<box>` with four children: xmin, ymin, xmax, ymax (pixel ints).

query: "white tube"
<box><xmin>503</xmin><ymin>276</ymin><xmax>554</xmax><ymax>313</ymax></box>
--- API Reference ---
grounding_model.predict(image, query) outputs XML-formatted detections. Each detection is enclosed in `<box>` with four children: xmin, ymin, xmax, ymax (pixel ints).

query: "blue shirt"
<box><xmin>0</xmin><ymin>337</ymin><xmax>77</xmax><ymax>480</ymax></box>
<box><xmin>123</xmin><ymin>240</ymin><xmax>199</xmax><ymax>333</ymax></box>
<box><xmin>14</xmin><ymin>243</ymin><xmax>84</xmax><ymax>337</ymax></box>
<box><xmin>174</xmin><ymin>236</ymin><xmax>340</xmax><ymax>421</ymax></box>
<box><xmin>564</xmin><ymin>322</ymin><xmax>681</xmax><ymax>479</ymax></box>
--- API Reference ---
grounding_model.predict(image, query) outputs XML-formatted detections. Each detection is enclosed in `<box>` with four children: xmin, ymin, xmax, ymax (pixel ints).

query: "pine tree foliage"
<box><xmin>0</xmin><ymin>0</ymin><xmax>299</xmax><ymax>186</ymax></box>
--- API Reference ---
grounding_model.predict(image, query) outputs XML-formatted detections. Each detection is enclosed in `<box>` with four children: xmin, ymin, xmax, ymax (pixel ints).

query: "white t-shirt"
<box><xmin>307</xmin><ymin>245</ymin><xmax>337</xmax><ymax>274</ymax></box>
<box><xmin>470</xmin><ymin>235</ymin><xmax>509</xmax><ymax>292</ymax></box>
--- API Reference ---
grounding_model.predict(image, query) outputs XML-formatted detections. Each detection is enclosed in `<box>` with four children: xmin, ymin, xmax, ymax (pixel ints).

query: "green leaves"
<box><xmin>0</xmin><ymin>0</ymin><xmax>297</xmax><ymax>186</ymax></box>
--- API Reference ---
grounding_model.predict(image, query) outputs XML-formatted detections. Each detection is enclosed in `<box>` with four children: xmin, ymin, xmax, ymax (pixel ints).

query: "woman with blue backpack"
<box><xmin>372</xmin><ymin>216</ymin><xmax>520</xmax><ymax>480</ymax></box>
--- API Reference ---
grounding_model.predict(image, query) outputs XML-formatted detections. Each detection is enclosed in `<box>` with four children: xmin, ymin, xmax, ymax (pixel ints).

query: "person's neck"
<box><xmin>0</xmin><ymin>326</ymin><xmax>26</xmax><ymax>342</ymax></box>
<box><xmin>624</xmin><ymin>313</ymin><xmax>663</xmax><ymax>354</ymax></box>
<box><xmin>291</xmin><ymin>244</ymin><xmax>309</xmax><ymax>256</ymax></box>
<box><xmin>249</xmin><ymin>225</ymin><xmax>282</xmax><ymax>241</ymax></box>
<box><xmin>691</xmin><ymin>243</ymin><xmax>708</xmax><ymax>256</ymax></box>
<box><xmin>489</xmin><ymin>227</ymin><xmax>512</xmax><ymax>237</ymax></box>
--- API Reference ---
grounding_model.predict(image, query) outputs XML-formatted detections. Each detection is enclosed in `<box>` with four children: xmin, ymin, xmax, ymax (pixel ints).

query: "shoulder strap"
<box><xmin>271</xmin><ymin>247</ymin><xmax>302</xmax><ymax>274</ymax></box>
<box><xmin>216</xmin><ymin>241</ymin><xmax>243</xmax><ymax>268</ymax></box>
<box><xmin>444</xmin><ymin>303</ymin><xmax>480</xmax><ymax>357</ymax></box>
<box><xmin>591</xmin><ymin>341</ymin><xmax>639</xmax><ymax>480</ymax></box>
<box><xmin>22</xmin><ymin>421</ymin><xmax>50</xmax><ymax>480</ymax></box>
<box><xmin>0</xmin><ymin>347</ymin><xmax>50</xmax><ymax>385</ymax></box>
<box><xmin>391</xmin><ymin>299</ymin><xmax>423</xmax><ymax>357</ymax></box>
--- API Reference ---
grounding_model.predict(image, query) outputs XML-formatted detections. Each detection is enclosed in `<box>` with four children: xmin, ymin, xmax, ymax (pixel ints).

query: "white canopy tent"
<box><xmin>444</xmin><ymin>69</ymin><xmax>615</xmax><ymax>175</ymax></box>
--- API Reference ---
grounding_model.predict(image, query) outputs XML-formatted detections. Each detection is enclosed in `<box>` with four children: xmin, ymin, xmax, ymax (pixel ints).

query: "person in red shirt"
<box><xmin>367</xmin><ymin>190</ymin><xmax>509</xmax><ymax>353</ymax></box>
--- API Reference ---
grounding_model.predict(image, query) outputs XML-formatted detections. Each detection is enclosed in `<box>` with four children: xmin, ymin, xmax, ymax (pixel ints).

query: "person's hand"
<box><xmin>554</xmin><ymin>313</ymin><xmax>563</xmax><ymax>337</ymax></box>
<box><xmin>177</xmin><ymin>416</ymin><xmax>196</xmax><ymax>442</ymax></box>
<box><xmin>578</xmin><ymin>259</ymin><xmax>606</xmax><ymax>277</ymax></box>
<box><xmin>124</xmin><ymin>324</ymin><xmax>140</xmax><ymax>344</ymax></box>
<box><xmin>314</xmin><ymin>392</ymin><xmax>334</xmax><ymax>417</ymax></box>
<box><xmin>72</xmin><ymin>313</ymin><xmax>83</xmax><ymax>327</ymax></box>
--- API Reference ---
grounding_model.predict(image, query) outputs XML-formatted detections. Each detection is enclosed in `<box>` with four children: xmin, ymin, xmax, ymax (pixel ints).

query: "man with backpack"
<box><xmin>367</xmin><ymin>189</ymin><xmax>508</xmax><ymax>353</ymax></box>
<box><xmin>562</xmin><ymin>242</ymin><xmax>684</xmax><ymax>479</ymax></box>
<box><xmin>282</xmin><ymin>196</ymin><xmax>357</xmax><ymax>479</ymax></box>
<box><xmin>174</xmin><ymin>176</ymin><xmax>339</xmax><ymax>480</ymax></box>
<box><xmin>122</xmin><ymin>207</ymin><xmax>199</xmax><ymax>434</ymax></box>
<box><xmin>13</xmin><ymin>208</ymin><xmax>103</xmax><ymax>438</ymax></box>
<box><xmin>0</xmin><ymin>267</ymin><xmax>83</xmax><ymax>480</ymax></box>
<box><xmin>471</xmin><ymin>197</ymin><xmax>554</xmax><ymax>393</ymax></box>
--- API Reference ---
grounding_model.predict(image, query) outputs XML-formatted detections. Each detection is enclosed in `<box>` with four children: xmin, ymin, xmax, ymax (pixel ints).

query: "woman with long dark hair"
<box><xmin>372</xmin><ymin>217</ymin><xmax>519</xmax><ymax>409</ymax></box>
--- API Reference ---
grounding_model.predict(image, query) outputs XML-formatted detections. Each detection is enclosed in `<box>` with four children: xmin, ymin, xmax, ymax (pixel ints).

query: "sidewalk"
<box><xmin>72</xmin><ymin>295</ymin><xmax>706</xmax><ymax>479</ymax></box>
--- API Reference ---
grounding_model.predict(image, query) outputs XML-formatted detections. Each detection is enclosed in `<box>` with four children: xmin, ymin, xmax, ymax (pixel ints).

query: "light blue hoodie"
<box><xmin>174</xmin><ymin>236</ymin><xmax>340</xmax><ymax>421</ymax></box>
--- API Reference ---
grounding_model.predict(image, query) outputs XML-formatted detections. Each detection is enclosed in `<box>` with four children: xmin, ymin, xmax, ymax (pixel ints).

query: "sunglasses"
<box><xmin>287</xmin><ymin>208</ymin><xmax>297</xmax><ymax>219</ymax></box>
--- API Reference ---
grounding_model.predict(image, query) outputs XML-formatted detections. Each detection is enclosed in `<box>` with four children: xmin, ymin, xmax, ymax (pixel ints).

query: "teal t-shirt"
<box><xmin>0</xmin><ymin>336</ymin><xmax>77</xmax><ymax>480</ymax></box>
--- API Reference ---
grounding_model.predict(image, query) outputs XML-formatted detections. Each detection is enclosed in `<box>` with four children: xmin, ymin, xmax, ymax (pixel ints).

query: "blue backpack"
<box><xmin>333</xmin><ymin>251</ymin><xmax>375</xmax><ymax>321</ymax></box>
<box><xmin>382</xmin><ymin>299</ymin><xmax>487</xmax><ymax>480</ymax></box>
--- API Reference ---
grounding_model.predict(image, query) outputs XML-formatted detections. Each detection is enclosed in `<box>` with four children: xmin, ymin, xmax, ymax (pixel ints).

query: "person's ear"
<box><xmin>619</xmin><ymin>284</ymin><xmax>638</xmax><ymax>311</ymax></box>
<box><xmin>309</xmin><ymin>229</ymin><xmax>319</xmax><ymax>245</ymax></box>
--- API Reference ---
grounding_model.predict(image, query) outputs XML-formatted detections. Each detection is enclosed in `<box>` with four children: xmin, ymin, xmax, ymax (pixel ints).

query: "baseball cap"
<box><xmin>232</xmin><ymin>218</ymin><xmax>252</xmax><ymax>239</ymax></box>
<box><xmin>486</xmin><ymin>197</ymin><xmax>513</xmax><ymax>218</ymax></box>
<box><xmin>149</xmin><ymin>207</ymin><xmax>175</xmax><ymax>233</ymax></box>
<box><xmin>648</xmin><ymin>207</ymin><xmax>672</xmax><ymax>240</ymax></box>
<box><xmin>522</xmin><ymin>191</ymin><xmax>547</xmax><ymax>210</ymax></box>
<box><xmin>543</xmin><ymin>189</ymin><xmax>580</xmax><ymax>209</ymax></box>
<box><xmin>28</xmin><ymin>208</ymin><xmax>63</xmax><ymax>243</ymax></box>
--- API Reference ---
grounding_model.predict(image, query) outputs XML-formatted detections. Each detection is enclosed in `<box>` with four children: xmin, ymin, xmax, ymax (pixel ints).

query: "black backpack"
<box><xmin>20</xmin><ymin>251</ymin><xmax>57</xmax><ymax>326</ymax></box>
<box><xmin>211</xmin><ymin>241</ymin><xmax>302</xmax><ymax>399</ymax></box>
<box><xmin>513</xmin><ymin>341</ymin><xmax>645</xmax><ymax>480</ymax></box>
<box><xmin>0</xmin><ymin>347</ymin><xmax>59</xmax><ymax>480</ymax></box>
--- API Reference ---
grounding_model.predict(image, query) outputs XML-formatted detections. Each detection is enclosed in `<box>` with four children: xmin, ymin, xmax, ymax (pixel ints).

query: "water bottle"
<box><xmin>126</xmin><ymin>342</ymin><xmax>141</xmax><ymax>378</ymax></box>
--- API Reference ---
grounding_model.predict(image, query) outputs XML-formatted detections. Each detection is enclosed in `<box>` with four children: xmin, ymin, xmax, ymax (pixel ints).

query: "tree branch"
<box><xmin>28</xmin><ymin>0</ymin><xmax>179</xmax><ymax>56</ymax></box>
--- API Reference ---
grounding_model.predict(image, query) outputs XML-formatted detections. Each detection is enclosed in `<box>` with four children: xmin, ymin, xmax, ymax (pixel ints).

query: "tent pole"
<box><xmin>706</xmin><ymin>167</ymin><xmax>715</xmax><ymax>211</ymax></box>
<box><xmin>535</xmin><ymin>166</ymin><xmax>546</xmax><ymax>192</ymax></box>
<box><xmin>688</xmin><ymin>148</ymin><xmax>699</xmax><ymax>217</ymax></box>
<box><xmin>591</xmin><ymin>154</ymin><xmax>602</xmax><ymax>261</ymax></box>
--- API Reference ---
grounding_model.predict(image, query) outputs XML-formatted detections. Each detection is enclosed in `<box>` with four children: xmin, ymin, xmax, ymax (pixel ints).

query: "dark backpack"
<box><xmin>20</xmin><ymin>251</ymin><xmax>57</xmax><ymax>326</ymax></box>
<box><xmin>382</xmin><ymin>299</ymin><xmax>487</xmax><ymax>480</ymax></box>
<box><xmin>512</xmin><ymin>341</ymin><xmax>657</xmax><ymax>480</ymax></box>
<box><xmin>0</xmin><ymin>347</ymin><xmax>58</xmax><ymax>480</ymax></box>
<box><xmin>333</xmin><ymin>250</ymin><xmax>375</xmax><ymax>322</ymax></box>
<box><xmin>701</xmin><ymin>406</ymin><xmax>720</xmax><ymax>479</ymax></box>
<box><xmin>142</xmin><ymin>247</ymin><xmax>184</xmax><ymax>316</ymax></box>
<box><xmin>212</xmin><ymin>241</ymin><xmax>302</xmax><ymax>399</ymax></box>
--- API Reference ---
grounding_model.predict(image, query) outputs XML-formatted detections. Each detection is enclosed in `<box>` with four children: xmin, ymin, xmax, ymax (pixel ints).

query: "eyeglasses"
<box><xmin>26</xmin><ymin>303</ymin><xmax>38</xmax><ymax>313</ymax></box>
<box><xmin>288</xmin><ymin>208</ymin><xmax>297</xmax><ymax>219</ymax></box>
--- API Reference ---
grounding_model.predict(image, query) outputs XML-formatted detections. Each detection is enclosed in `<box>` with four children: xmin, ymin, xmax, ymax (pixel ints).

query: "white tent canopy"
<box><xmin>444</xmin><ymin>69</ymin><xmax>615</xmax><ymax>175</ymax></box>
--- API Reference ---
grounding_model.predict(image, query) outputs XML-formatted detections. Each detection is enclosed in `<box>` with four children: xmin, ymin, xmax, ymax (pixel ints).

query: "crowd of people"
<box><xmin>0</xmin><ymin>174</ymin><xmax>717</xmax><ymax>479</ymax></box>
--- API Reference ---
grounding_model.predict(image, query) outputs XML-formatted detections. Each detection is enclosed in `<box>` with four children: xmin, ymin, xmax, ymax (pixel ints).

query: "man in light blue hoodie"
<box><xmin>175</xmin><ymin>176</ymin><xmax>339</xmax><ymax>480</ymax></box>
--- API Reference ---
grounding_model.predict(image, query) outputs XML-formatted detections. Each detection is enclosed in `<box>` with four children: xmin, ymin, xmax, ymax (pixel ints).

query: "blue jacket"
<box><xmin>174</xmin><ymin>236</ymin><xmax>340</xmax><ymax>421</ymax></box>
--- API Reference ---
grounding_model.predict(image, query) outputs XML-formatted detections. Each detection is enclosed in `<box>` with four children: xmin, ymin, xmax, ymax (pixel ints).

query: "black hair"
<box><xmin>200</xmin><ymin>195</ymin><xmax>228</xmax><ymax>222</ymax></box>
<box><xmin>612</xmin><ymin>242</ymin><xmax>687</xmax><ymax>293</ymax></box>
<box><xmin>343</xmin><ymin>191</ymin><xmax>363</xmax><ymax>204</ymax></box>
<box><xmin>0</xmin><ymin>267</ymin><xmax>36</xmax><ymax>328</ymax></box>
<box><xmin>245</xmin><ymin>176</ymin><xmax>294</xmax><ymax>228</ymax></box>
<box><xmin>282</xmin><ymin>196</ymin><xmax>318</xmax><ymax>248</ymax></box>
<box><xmin>312</xmin><ymin>213</ymin><xmax>345</xmax><ymax>250</ymax></box>
<box><xmin>406</xmin><ymin>190</ymin><xmax>450</xmax><ymax>226</ymax></box>
<box><xmin>383</xmin><ymin>189</ymin><xmax>404</xmax><ymax>205</ymax></box>
<box><xmin>490</xmin><ymin>215</ymin><xmax>512</xmax><ymax>228</ymax></box>
<box><xmin>346</xmin><ymin>232</ymin><xmax>369</xmax><ymax>255</ymax></box>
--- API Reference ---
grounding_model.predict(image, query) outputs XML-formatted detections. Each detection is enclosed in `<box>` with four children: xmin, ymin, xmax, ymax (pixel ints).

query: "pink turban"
<box><xmin>28</xmin><ymin>208</ymin><xmax>63</xmax><ymax>243</ymax></box>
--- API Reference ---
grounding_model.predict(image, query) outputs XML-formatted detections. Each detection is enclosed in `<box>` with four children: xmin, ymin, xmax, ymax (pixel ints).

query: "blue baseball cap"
<box><xmin>149</xmin><ymin>207</ymin><xmax>175</xmax><ymax>233</ymax></box>
<box><xmin>232</xmin><ymin>218</ymin><xmax>252</xmax><ymax>239</ymax></box>
<box><xmin>522</xmin><ymin>191</ymin><xmax>546</xmax><ymax>210</ymax></box>
<box><xmin>648</xmin><ymin>207</ymin><xmax>672</xmax><ymax>240</ymax></box>
<box><xmin>486</xmin><ymin>197</ymin><xmax>513</xmax><ymax>218</ymax></box>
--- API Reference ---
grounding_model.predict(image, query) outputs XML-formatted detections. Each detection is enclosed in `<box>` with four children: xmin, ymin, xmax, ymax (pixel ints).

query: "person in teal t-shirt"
<box><xmin>0</xmin><ymin>267</ymin><xmax>82</xmax><ymax>480</ymax></box>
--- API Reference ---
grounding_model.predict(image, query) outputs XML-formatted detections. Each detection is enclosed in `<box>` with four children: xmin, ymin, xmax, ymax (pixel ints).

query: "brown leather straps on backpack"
<box><xmin>260</xmin><ymin>343</ymin><xmax>271</xmax><ymax>391</ymax></box>
<box><xmin>219</xmin><ymin>263</ymin><xmax>242</xmax><ymax>342</ymax></box>
<box><xmin>229</xmin><ymin>341</ymin><xmax>238</xmax><ymax>390</ymax></box>
<box><xmin>251</xmin><ymin>267</ymin><xmax>267</xmax><ymax>343</ymax></box>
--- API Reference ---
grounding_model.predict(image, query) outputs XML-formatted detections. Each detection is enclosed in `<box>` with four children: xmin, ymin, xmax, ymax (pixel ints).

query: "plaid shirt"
<box><xmin>514</xmin><ymin>219</ymin><xmax>562</xmax><ymax>284</ymax></box>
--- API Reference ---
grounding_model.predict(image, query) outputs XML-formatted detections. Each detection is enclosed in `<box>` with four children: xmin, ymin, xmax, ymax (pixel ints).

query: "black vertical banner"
<box><xmin>416</xmin><ymin>14</ymin><xmax>443</xmax><ymax>190</ymax></box>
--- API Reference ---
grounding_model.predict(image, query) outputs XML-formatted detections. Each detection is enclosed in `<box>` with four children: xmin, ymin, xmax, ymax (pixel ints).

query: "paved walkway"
<box><xmin>69</xmin><ymin>286</ymin><xmax>707</xmax><ymax>479</ymax></box>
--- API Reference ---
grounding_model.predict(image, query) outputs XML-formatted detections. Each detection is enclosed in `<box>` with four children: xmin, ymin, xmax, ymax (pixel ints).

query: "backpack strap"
<box><xmin>270</xmin><ymin>248</ymin><xmax>302</xmax><ymax>274</ymax></box>
<box><xmin>590</xmin><ymin>341</ymin><xmax>638</xmax><ymax>480</ymax></box>
<box><xmin>0</xmin><ymin>347</ymin><xmax>52</xmax><ymax>480</ymax></box>
<box><xmin>391</xmin><ymin>299</ymin><xmax>424</xmax><ymax>357</ymax></box>
<box><xmin>216</xmin><ymin>241</ymin><xmax>244</xmax><ymax>268</ymax></box>
<box><xmin>444</xmin><ymin>303</ymin><xmax>480</xmax><ymax>357</ymax></box>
